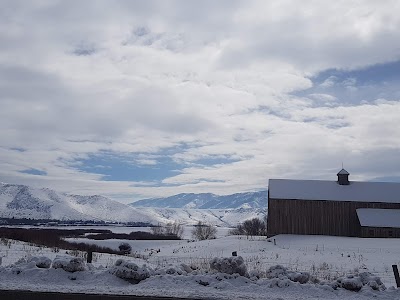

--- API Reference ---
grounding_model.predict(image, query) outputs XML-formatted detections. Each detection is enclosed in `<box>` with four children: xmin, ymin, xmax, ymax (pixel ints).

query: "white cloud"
<box><xmin>0</xmin><ymin>1</ymin><xmax>400</xmax><ymax>202</ymax></box>
<box><xmin>320</xmin><ymin>76</ymin><xmax>337</xmax><ymax>88</ymax></box>
<box><xmin>308</xmin><ymin>93</ymin><xmax>338</xmax><ymax>104</ymax></box>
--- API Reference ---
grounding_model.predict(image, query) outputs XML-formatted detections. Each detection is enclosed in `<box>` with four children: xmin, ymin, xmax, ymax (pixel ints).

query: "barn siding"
<box><xmin>267</xmin><ymin>197</ymin><xmax>400</xmax><ymax>237</ymax></box>
<box><xmin>360</xmin><ymin>227</ymin><xmax>400</xmax><ymax>238</ymax></box>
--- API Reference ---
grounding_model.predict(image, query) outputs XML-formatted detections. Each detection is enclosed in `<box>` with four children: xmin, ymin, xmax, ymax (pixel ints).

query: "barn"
<box><xmin>267</xmin><ymin>169</ymin><xmax>400</xmax><ymax>238</ymax></box>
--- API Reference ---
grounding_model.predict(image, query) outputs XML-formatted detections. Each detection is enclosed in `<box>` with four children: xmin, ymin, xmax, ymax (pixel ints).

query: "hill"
<box><xmin>130</xmin><ymin>191</ymin><xmax>268</xmax><ymax>209</ymax></box>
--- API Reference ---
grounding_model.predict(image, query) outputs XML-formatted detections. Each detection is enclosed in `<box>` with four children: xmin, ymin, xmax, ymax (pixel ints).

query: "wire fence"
<box><xmin>1</xmin><ymin>239</ymin><xmax>398</xmax><ymax>288</ymax></box>
<box><xmin>147</xmin><ymin>254</ymin><xmax>397</xmax><ymax>287</ymax></box>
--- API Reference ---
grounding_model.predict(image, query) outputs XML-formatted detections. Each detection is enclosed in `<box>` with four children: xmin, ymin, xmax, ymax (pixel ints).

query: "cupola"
<box><xmin>337</xmin><ymin>168</ymin><xmax>350</xmax><ymax>185</ymax></box>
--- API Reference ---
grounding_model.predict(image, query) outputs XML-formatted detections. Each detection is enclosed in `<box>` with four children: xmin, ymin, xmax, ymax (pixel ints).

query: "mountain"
<box><xmin>139</xmin><ymin>207</ymin><xmax>266</xmax><ymax>227</ymax></box>
<box><xmin>0</xmin><ymin>183</ymin><xmax>266</xmax><ymax>226</ymax></box>
<box><xmin>0</xmin><ymin>182</ymin><xmax>152</xmax><ymax>223</ymax></box>
<box><xmin>129</xmin><ymin>191</ymin><xmax>268</xmax><ymax>209</ymax></box>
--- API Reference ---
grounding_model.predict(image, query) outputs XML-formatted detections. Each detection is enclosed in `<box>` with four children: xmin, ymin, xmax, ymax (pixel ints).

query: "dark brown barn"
<box><xmin>267</xmin><ymin>169</ymin><xmax>400</xmax><ymax>238</ymax></box>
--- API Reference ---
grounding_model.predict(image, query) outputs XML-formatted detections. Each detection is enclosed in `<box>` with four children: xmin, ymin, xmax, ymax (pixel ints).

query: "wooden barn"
<box><xmin>267</xmin><ymin>169</ymin><xmax>400</xmax><ymax>238</ymax></box>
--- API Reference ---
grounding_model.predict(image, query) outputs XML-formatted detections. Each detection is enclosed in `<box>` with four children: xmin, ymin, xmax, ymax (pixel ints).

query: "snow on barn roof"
<box><xmin>268</xmin><ymin>179</ymin><xmax>400</xmax><ymax>203</ymax></box>
<box><xmin>357</xmin><ymin>208</ymin><xmax>400</xmax><ymax>228</ymax></box>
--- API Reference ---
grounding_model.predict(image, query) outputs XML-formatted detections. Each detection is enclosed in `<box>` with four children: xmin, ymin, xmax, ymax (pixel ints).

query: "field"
<box><xmin>1</xmin><ymin>226</ymin><xmax>400</xmax><ymax>299</ymax></box>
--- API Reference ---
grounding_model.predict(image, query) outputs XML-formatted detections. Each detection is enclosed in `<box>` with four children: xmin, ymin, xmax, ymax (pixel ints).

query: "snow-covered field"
<box><xmin>1</xmin><ymin>234</ymin><xmax>400</xmax><ymax>299</ymax></box>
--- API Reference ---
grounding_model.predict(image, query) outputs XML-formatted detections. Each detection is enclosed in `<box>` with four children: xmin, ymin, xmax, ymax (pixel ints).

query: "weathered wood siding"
<box><xmin>267</xmin><ymin>197</ymin><xmax>400</xmax><ymax>237</ymax></box>
<box><xmin>360</xmin><ymin>226</ymin><xmax>400</xmax><ymax>238</ymax></box>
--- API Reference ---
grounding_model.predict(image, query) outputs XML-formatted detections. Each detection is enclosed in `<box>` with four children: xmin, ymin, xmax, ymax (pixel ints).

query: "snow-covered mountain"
<box><xmin>130</xmin><ymin>191</ymin><xmax>268</xmax><ymax>209</ymax></box>
<box><xmin>0</xmin><ymin>183</ymin><xmax>265</xmax><ymax>226</ymax></box>
<box><xmin>0</xmin><ymin>182</ymin><xmax>152</xmax><ymax>223</ymax></box>
<box><xmin>140</xmin><ymin>207</ymin><xmax>266</xmax><ymax>226</ymax></box>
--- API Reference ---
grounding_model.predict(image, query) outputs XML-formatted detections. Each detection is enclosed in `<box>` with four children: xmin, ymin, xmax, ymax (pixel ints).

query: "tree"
<box><xmin>150</xmin><ymin>221</ymin><xmax>184</xmax><ymax>239</ymax></box>
<box><xmin>229</xmin><ymin>217</ymin><xmax>267</xmax><ymax>237</ymax></box>
<box><xmin>191</xmin><ymin>221</ymin><xmax>217</xmax><ymax>240</ymax></box>
<box><xmin>242</xmin><ymin>218</ymin><xmax>265</xmax><ymax>237</ymax></box>
<box><xmin>165</xmin><ymin>221</ymin><xmax>184</xmax><ymax>239</ymax></box>
<box><xmin>150</xmin><ymin>223</ymin><xmax>165</xmax><ymax>236</ymax></box>
<box><xmin>118</xmin><ymin>242</ymin><xmax>132</xmax><ymax>254</ymax></box>
<box><xmin>228</xmin><ymin>224</ymin><xmax>244</xmax><ymax>235</ymax></box>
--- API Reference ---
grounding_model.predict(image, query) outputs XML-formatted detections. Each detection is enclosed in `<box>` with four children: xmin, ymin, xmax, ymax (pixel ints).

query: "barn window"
<box><xmin>388</xmin><ymin>230</ymin><xmax>393</xmax><ymax>237</ymax></box>
<box><xmin>369</xmin><ymin>229</ymin><xmax>374</xmax><ymax>237</ymax></box>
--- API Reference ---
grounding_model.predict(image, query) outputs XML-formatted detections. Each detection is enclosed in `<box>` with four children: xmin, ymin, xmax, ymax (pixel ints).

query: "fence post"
<box><xmin>87</xmin><ymin>251</ymin><xmax>93</xmax><ymax>263</ymax></box>
<box><xmin>392</xmin><ymin>265</ymin><xmax>400</xmax><ymax>288</ymax></box>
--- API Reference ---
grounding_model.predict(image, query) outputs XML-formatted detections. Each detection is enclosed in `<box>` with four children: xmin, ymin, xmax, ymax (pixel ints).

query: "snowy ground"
<box><xmin>1</xmin><ymin>234</ymin><xmax>400</xmax><ymax>299</ymax></box>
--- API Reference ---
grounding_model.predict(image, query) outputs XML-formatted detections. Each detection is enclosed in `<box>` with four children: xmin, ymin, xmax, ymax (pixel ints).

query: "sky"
<box><xmin>1</xmin><ymin>0</ymin><xmax>400</xmax><ymax>203</ymax></box>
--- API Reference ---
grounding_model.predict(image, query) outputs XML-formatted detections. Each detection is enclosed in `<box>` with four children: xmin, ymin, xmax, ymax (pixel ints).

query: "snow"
<box><xmin>357</xmin><ymin>209</ymin><xmax>400</xmax><ymax>228</ymax></box>
<box><xmin>139</xmin><ymin>207</ymin><xmax>265</xmax><ymax>226</ymax></box>
<box><xmin>52</xmin><ymin>256</ymin><xmax>87</xmax><ymax>272</ymax></box>
<box><xmin>210</xmin><ymin>256</ymin><xmax>248</xmax><ymax>276</ymax></box>
<box><xmin>0</xmin><ymin>183</ymin><xmax>152</xmax><ymax>223</ymax></box>
<box><xmin>2</xmin><ymin>234</ymin><xmax>400</xmax><ymax>299</ymax></box>
<box><xmin>338</xmin><ymin>169</ymin><xmax>350</xmax><ymax>175</ymax></box>
<box><xmin>130</xmin><ymin>191</ymin><xmax>268</xmax><ymax>209</ymax></box>
<box><xmin>0</xmin><ymin>183</ymin><xmax>265</xmax><ymax>226</ymax></box>
<box><xmin>269</xmin><ymin>179</ymin><xmax>400</xmax><ymax>203</ymax></box>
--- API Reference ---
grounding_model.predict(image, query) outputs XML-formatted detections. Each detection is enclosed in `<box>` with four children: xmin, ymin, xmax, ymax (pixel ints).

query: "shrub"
<box><xmin>150</xmin><ymin>224</ymin><xmax>164</xmax><ymax>235</ymax></box>
<box><xmin>52</xmin><ymin>256</ymin><xmax>86</xmax><ymax>273</ymax></box>
<box><xmin>150</xmin><ymin>221</ymin><xmax>184</xmax><ymax>239</ymax></box>
<box><xmin>339</xmin><ymin>276</ymin><xmax>363</xmax><ymax>291</ymax></box>
<box><xmin>335</xmin><ymin>272</ymin><xmax>386</xmax><ymax>291</ymax></box>
<box><xmin>266</xmin><ymin>265</ymin><xmax>310</xmax><ymax>284</ymax></box>
<box><xmin>28</xmin><ymin>256</ymin><xmax>51</xmax><ymax>269</ymax></box>
<box><xmin>229</xmin><ymin>217</ymin><xmax>266</xmax><ymax>237</ymax></box>
<box><xmin>0</xmin><ymin>227</ymin><xmax>119</xmax><ymax>255</ymax></box>
<box><xmin>165</xmin><ymin>221</ymin><xmax>184</xmax><ymax>239</ymax></box>
<box><xmin>110</xmin><ymin>259</ymin><xmax>151</xmax><ymax>283</ymax></box>
<box><xmin>210</xmin><ymin>256</ymin><xmax>248</xmax><ymax>276</ymax></box>
<box><xmin>118</xmin><ymin>242</ymin><xmax>132</xmax><ymax>254</ymax></box>
<box><xmin>191</xmin><ymin>221</ymin><xmax>216</xmax><ymax>240</ymax></box>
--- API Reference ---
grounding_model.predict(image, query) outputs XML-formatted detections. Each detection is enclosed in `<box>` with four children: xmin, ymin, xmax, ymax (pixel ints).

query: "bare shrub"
<box><xmin>191</xmin><ymin>221</ymin><xmax>216</xmax><ymax>240</ymax></box>
<box><xmin>150</xmin><ymin>224</ymin><xmax>164</xmax><ymax>235</ymax></box>
<box><xmin>229</xmin><ymin>217</ymin><xmax>266</xmax><ymax>237</ymax></box>
<box><xmin>151</xmin><ymin>221</ymin><xmax>184</xmax><ymax>239</ymax></box>
<box><xmin>118</xmin><ymin>242</ymin><xmax>132</xmax><ymax>254</ymax></box>
<box><xmin>165</xmin><ymin>221</ymin><xmax>184</xmax><ymax>239</ymax></box>
<box><xmin>228</xmin><ymin>224</ymin><xmax>244</xmax><ymax>235</ymax></box>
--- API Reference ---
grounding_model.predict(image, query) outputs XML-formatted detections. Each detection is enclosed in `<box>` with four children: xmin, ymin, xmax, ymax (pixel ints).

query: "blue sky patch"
<box><xmin>73</xmin><ymin>152</ymin><xmax>184</xmax><ymax>183</ymax></box>
<box><xmin>20</xmin><ymin>169</ymin><xmax>47</xmax><ymax>176</ymax></box>
<box><xmin>191</xmin><ymin>156</ymin><xmax>240</xmax><ymax>166</ymax></box>
<box><xmin>315</xmin><ymin>60</ymin><xmax>400</xmax><ymax>85</ymax></box>
<box><xmin>295</xmin><ymin>60</ymin><xmax>400</xmax><ymax>104</ymax></box>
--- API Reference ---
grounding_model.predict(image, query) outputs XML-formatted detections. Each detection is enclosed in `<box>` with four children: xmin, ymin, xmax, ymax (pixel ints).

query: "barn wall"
<box><xmin>267</xmin><ymin>198</ymin><xmax>400</xmax><ymax>237</ymax></box>
<box><xmin>360</xmin><ymin>227</ymin><xmax>400</xmax><ymax>238</ymax></box>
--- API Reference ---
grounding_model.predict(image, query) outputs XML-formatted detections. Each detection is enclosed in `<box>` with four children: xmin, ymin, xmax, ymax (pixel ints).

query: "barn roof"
<box><xmin>357</xmin><ymin>208</ymin><xmax>400</xmax><ymax>228</ymax></box>
<box><xmin>268</xmin><ymin>179</ymin><xmax>400</xmax><ymax>203</ymax></box>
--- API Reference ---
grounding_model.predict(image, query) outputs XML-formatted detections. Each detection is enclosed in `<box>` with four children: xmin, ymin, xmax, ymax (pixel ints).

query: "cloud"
<box><xmin>0</xmin><ymin>1</ymin><xmax>400</xmax><ymax>202</ymax></box>
<box><xmin>319</xmin><ymin>76</ymin><xmax>337</xmax><ymax>88</ymax></box>
<box><xmin>308</xmin><ymin>93</ymin><xmax>338</xmax><ymax>104</ymax></box>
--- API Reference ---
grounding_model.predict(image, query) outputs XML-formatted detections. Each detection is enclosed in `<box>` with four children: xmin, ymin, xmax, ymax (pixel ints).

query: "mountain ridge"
<box><xmin>0</xmin><ymin>183</ymin><xmax>266</xmax><ymax>226</ymax></box>
<box><xmin>130</xmin><ymin>190</ymin><xmax>268</xmax><ymax>209</ymax></box>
